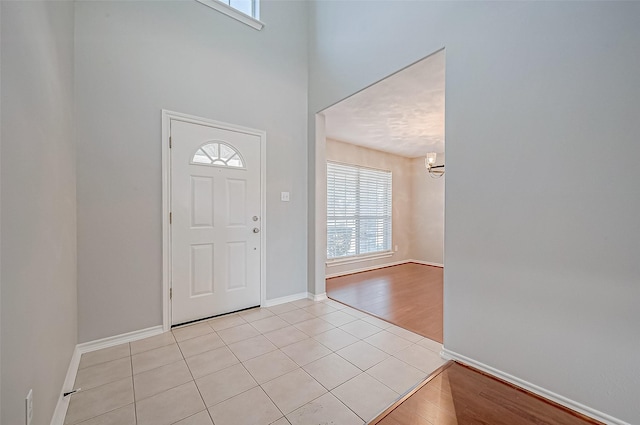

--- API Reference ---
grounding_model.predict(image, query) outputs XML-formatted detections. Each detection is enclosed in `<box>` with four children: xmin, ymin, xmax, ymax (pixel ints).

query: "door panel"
<box><xmin>190</xmin><ymin>244</ymin><xmax>214</xmax><ymax>296</ymax></box>
<box><xmin>171</xmin><ymin>119</ymin><xmax>261</xmax><ymax>325</ymax></box>
<box><xmin>227</xmin><ymin>179</ymin><xmax>246</xmax><ymax>226</ymax></box>
<box><xmin>191</xmin><ymin>176</ymin><xmax>214</xmax><ymax>227</ymax></box>
<box><xmin>227</xmin><ymin>242</ymin><xmax>247</xmax><ymax>290</ymax></box>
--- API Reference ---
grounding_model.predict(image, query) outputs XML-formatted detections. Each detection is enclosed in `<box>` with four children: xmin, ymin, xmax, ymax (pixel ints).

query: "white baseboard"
<box><xmin>76</xmin><ymin>325</ymin><xmax>164</xmax><ymax>354</ymax></box>
<box><xmin>325</xmin><ymin>260</ymin><xmax>411</xmax><ymax>279</ymax></box>
<box><xmin>409</xmin><ymin>259</ymin><xmax>443</xmax><ymax>268</ymax></box>
<box><xmin>262</xmin><ymin>291</ymin><xmax>327</xmax><ymax>306</ymax></box>
<box><xmin>441</xmin><ymin>348</ymin><xmax>629</xmax><ymax>425</ymax></box>
<box><xmin>51</xmin><ymin>325</ymin><xmax>164</xmax><ymax>425</ymax></box>
<box><xmin>50</xmin><ymin>346</ymin><xmax>81</xmax><ymax>425</ymax></box>
<box><xmin>309</xmin><ymin>292</ymin><xmax>327</xmax><ymax>302</ymax></box>
<box><xmin>262</xmin><ymin>292</ymin><xmax>308</xmax><ymax>307</ymax></box>
<box><xmin>325</xmin><ymin>259</ymin><xmax>444</xmax><ymax>279</ymax></box>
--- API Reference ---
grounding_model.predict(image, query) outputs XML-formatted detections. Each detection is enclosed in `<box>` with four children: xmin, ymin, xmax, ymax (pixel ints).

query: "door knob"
<box><xmin>253</xmin><ymin>228</ymin><xmax>260</xmax><ymax>233</ymax></box>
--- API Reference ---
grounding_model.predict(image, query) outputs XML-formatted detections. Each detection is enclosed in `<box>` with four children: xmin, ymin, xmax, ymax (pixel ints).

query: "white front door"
<box><xmin>170</xmin><ymin>119</ymin><xmax>262</xmax><ymax>325</ymax></box>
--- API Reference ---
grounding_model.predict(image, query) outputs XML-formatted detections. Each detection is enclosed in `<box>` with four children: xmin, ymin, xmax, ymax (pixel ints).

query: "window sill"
<box><xmin>195</xmin><ymin>0</ymin><xmax>264</xmax><ymax>31</ymax></box>
<box><xmin>326</xmin><ymin>252</ymin><xmax>393</xmax><ymax>267</ymax></box>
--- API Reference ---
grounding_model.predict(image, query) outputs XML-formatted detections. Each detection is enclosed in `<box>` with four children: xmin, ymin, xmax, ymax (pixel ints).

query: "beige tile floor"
<box><xmin>65</xmin><ymin>298</ymin><xmax>445</xmax><ymax>425</ymax></box>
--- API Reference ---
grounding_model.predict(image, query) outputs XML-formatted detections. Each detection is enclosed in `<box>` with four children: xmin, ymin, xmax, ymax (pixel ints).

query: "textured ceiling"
<box><xmin>323</xmin><ymin>50</ymin><xmax>444</xmax><ymax>158</ymax></box>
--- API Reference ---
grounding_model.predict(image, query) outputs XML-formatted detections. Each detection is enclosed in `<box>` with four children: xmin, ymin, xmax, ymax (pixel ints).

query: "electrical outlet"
<box><xmin>25</xmin><ymin>389</ymin><xmax>33</xmax><ymax>425</ymax></box>
<box><xmin>395</xmin><ymin>245</ymin><xmax>399</xmax><ymax>252</ymax></box>
<box><xmin>281</xmin><ymin>191</ymin><xmax>290</xmax><ymax>202</ymax></box>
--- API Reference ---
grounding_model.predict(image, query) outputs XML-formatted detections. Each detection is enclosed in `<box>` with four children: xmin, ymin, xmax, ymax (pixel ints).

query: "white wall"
<box><xmin>75</xmin><ymin>1</ymin><xmax>309</xmax><ymax>342</ymax></box>
<box><xmin>325</xmin><ymin>139</ymin><xmax>413</xmax><ymax>276</ymax></box>
<box><xmin>0</xmin><ymin>2</ymin><xmax>77</xmax><ymax>424</ymax></box>
<box><xmin>411</xmin><ymin>155</ymin><xmax>444</xmax><ymax>265</ymax></box>
<box><xmin>309</xmin><ymin>2</ymin><xmax>640</xmax><ymax>423</ymax></box>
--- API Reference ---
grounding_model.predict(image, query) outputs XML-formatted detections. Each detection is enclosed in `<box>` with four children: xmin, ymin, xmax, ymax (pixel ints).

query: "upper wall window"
<box><xmin>224</xmin><ymin>0</ymin><xmax>258</xmax><ymax>18</ymax></box>
<box><xmin>195</xmin><ymin>0</ymin><xmax>263</xmax><ymax>31</ymax></box>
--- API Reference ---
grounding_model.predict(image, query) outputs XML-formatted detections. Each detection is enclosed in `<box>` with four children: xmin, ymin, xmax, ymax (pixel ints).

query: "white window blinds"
<box><xmin>327</xmin><ymin>162</ymin><xmax>392</xmax><ymax>260</ymax></box>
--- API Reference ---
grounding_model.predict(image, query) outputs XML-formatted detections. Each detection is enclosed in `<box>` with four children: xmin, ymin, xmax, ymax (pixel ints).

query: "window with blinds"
<box><xmin>327</xmin><ymin>161</ymin><xmax>392</xmax><ymax>260</ymax></box>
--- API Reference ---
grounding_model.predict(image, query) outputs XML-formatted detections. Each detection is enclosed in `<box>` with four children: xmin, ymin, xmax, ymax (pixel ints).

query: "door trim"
<box><xmin>161</xmin><ymin>110</ymin><xmax>267</xmax><ymax>331</ymax></box>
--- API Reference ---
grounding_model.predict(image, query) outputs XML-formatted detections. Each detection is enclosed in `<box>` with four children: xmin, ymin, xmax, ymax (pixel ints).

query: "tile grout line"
<box><xmin>278</xmin><ymin>309</ymin><xmax>394</xmax><ymax>424</ymax></box>
<box><xmin>329</xmin><ymin>366</ymin><xmax>401</xmax><ymax>422</ymax></box>
<box><xmin>282</xmin><ymin>388</ymin><xmax>334</xmax><ymax>422</ymax></box>
<box><xmin>303</xmin><ymin>384</ymin><xmax>371</xmax><ymax>425</ymax></box>
<box><xmin>187</xmin><ymin>354</ymin><xmax>262</xmax><ymax>415</ymax></box>
<box><xmin>174</xmin><ymin>324</ymin><xmax>223</xmax><ymax>422</ymax></box>
<box><xmin>234</xmin><ymin>319</ymin><xmax>332</xmax><ymax>421</ymax></box>
<box><xmin>326</xmin><ymin>388</ymin><xmax>370</xmax><ymax>424</ymax></box>
<box><xmin>65</xmin><ymin>345</ymin><xmax>136</xmax><ymax>425</ymax></box>
<box><xmin>326</xmin><ymin>343</ymin><xmax>432</xmax><ymax>421</ymax></box>
<box><xmin>167</xmin><ymin>410</ymin><xmax>211</xmax><ymax>425</ymax></box>
<box><xmin>253</xmin><ymin>369</ymin><xmax>289</xmax><ymax>422</ymax></box>
<box><xmin>172</xmin><ymin>321</ymin><xmax>218</xmax><ymax>343</ymax></box>
<box><xmin>131</xmin><ymin>359</ymin><xmax>196</xmax><ymax>403</ymax></box>
<box><xmin>67</xmin><ymin>402</ymin><xmax>131</xmax><ymax>425</ymax></box>
<box><xmin>178</xmin><ymin>320</ymin><xmax>289</xmax><ymax>424</ymax></box>
<box><xmin>332</xmin><ymin>340</ymin><xmax>389</xmax><ymax>373</ymax></box>
<box><xmin>73</xmin><ymin>357</ymin><xmax>134</xmax><ymax>393</ymax></box>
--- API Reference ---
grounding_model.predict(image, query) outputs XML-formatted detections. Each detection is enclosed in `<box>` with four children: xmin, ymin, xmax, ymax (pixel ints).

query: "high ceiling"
<box><xmin>323</xmin><ymin>50</ymin><xmax>445</xmax><ymax>159</ymax></box>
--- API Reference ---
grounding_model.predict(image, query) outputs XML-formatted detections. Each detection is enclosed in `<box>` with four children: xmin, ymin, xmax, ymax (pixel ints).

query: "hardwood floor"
<box><xmin>372</xmin><ymin>362</ymin><xmax>604</xmax><ymax>425</ymax></box>
<box><xmin>326</xmin><ymin>263</ymin><xmax>443</xmax><ymax>342</ymax></box>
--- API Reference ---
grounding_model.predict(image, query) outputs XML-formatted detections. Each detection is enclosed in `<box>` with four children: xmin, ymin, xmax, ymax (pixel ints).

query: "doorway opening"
<box><xmin>315</xmin><ymin>49</ymin><xmax>445</xmax><ymax>343</ymax></box>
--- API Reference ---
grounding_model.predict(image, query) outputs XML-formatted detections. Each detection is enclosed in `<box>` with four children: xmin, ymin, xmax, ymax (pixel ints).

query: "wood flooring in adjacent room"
<box><xmin>371</xmin><ymin>362</ymin><xmax>604</xmax><ymax>425</ymax></box>
<box><xmin>326</xmin><ymin>263</ymin><xmax>443</xmax><ymax>342</ymax></box>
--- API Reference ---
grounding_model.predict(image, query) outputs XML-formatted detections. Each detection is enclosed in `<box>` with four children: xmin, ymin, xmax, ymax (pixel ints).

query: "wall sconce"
<box><xmin>425</xmin><ymin>152</ymin><xmax>444</xmax><ymax>178</ymax></box>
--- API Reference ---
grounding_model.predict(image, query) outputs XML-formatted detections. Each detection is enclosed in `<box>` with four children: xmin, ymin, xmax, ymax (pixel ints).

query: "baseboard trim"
<box><xmin>325</xmin><ymin>260</ymin><xmax>411</xmax><ymax>279</ymax></box>
<box><xmin>261</xmin><ymin>291</ymin><xmax>330</xmax><ymax>307</ymax></box>
<box><xmin>325</xmin><ymin>259</ymin><xmax>444</xmax><ymax>279</ymax></box>
<box><xmin>77</xmin><ymin>325</ymin><xmax>164</xmax><ymax>354</ymax></box>
<box><xmin>309</xmin><ymin>292</ymin><xmax>327</xmax><ymax>301</ymax></box>
<box><xmin>408</xmin><ymin>259</ymin><xmax>444</xmax><ymax>268</ymax></box>
<box><xmin>50</xmin><ymin>346</ymin><xmax>81</xmax><ymax>425</ymax></box>
<box><xmin>441</xmin><ymin>348</ymin><xmax>629</xmax><ymax>425</ymax></box>
<box><xmin>51</xmin><ymin>325</ymin><xmax>165</xmax><ymax>425</ymax></box>
<box><xmin>262</xmin><ymin>292</ymin><xmax>308</xmax><ymax>307</ymax></box>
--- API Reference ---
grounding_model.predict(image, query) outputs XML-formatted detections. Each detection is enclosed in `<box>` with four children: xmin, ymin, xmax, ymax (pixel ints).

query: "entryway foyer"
<box><xmin>65</xmin><ymin>299</ymin><xmax>444</xmax><ymax>425</ymax></box>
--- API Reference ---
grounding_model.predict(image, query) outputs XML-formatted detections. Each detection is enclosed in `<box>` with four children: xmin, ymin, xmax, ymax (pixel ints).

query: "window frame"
<box><xmin>326</xmin><ymin>161</ymin><xmax>393</xmax><ymax>265</ymax></box>
<box><xmin>195</xmin><ymin>0</ymin><xmax>264</xmax><ymax>31</ymax></box>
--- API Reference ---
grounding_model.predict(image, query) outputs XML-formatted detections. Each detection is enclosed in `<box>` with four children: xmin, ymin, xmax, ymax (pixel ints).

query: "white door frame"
<box><xmin>161</xmin><ymin>110</ymin><xmax>267</xmax><ymax>331</ymax></box>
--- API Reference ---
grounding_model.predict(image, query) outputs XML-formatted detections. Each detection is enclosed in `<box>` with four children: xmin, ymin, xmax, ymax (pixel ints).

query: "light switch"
<box><xmin>281</xmin><ymin>192</ymin><xmax>290</xmax><ymax>202</ymax></box>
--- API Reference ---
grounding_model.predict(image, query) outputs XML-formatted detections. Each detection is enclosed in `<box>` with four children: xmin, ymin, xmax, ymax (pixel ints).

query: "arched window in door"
<box><xmin>191</xmin><ymin>141</ymin><xmax>245</xmax><ymax>168</ymax></box>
